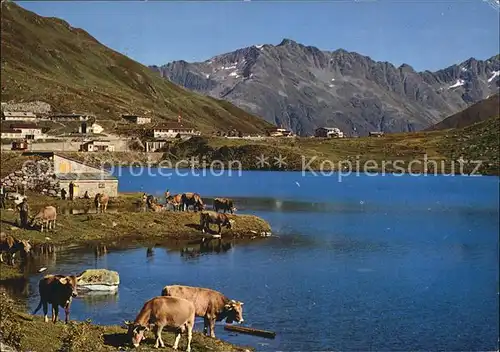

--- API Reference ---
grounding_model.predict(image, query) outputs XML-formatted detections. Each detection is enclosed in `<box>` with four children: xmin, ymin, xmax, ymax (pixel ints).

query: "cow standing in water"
<box><xmin>33</xmin><ymin>274</ymin><xmax>81</xmax><ymax>323</ymax></box>
<box><xmin>125</xmin><ymin>296</ymin><xmax>195</xmax><ymax>351</ymax></box>
<box><xmin>181</xmin><ymin>193</ymin><xmax>204</xmax><ymax>212</ymax></box>
<box><xmin>162</xmin><ymin>285</ymin><xmax>244</xmax><ymax>338</ymax></box>
<box><xmin>94</xmin><ymin>193</ymin><xmax>109</xmax><ymax>213</ymax></box>
<box><xmin>213</xmin><ymin>198</ymin><xmax>236</xmax><ymax>214</ymax></box>
<box><xmin>0</xmin><ymin>233</ymin><xmax>31</xmax><ymax>265</ymax></box>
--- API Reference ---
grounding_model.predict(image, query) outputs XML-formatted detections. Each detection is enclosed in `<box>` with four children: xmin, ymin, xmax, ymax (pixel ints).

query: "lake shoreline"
<box><xmin>0</xmin><ymin>293</ymin><xmax>252</xmax><ymax>352</ymax></box>
<box><xmin>0</xmin><ymin>192</ymin><xmax>272</xmax><ymax>281</ymax></box>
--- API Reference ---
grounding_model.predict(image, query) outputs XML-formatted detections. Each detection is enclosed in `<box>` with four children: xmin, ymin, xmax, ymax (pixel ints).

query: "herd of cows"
<box><xmin>1</xmin><ymin>190</ymin><xmax>247</xmax><ymax>350</ymax></box>
<box><xmin>142</xmin><ymin>191</ymin><xmax>238</xmax><ymax>235</ymax></box>
<box><xmin>32</xmin><ymin>276</ymin><xmax>244</xmax><ymax>351</ymax></box>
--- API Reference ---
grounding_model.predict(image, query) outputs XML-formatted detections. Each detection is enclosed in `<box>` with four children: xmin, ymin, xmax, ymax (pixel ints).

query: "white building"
<box><xmin>78</xmin><ymin>122</ymin><xmax>104</xmax><ymax>134</ymax></box>
<box><xmin>2</xmin><ymin>111</ymin><xmax>37</xmax><ymax>121</ymax></box>
<box><xmin>1</xmin><ymin>128</ymin><xmax>23</xmax><ymax>139</ymax></box>
<box><xmin>4</xmin><ymin>124</ymin><xmax>45</xmax><ymax>139</ymax></box>
<box><xmin>122</xmin><ymin>115</ymin><xmax>151</xmax><ymax>125</ymax></box>
<box><xmin>152</xmin><ymin>123</ymin><xmax>200</xmax><ymax>139</ymax></box>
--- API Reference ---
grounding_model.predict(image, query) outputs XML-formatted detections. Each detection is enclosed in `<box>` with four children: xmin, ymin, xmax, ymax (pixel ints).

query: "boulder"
<box><xmin>77</xmin><ymin>269</ymin><xmax>120</xmax><ymax>292</ymax></box>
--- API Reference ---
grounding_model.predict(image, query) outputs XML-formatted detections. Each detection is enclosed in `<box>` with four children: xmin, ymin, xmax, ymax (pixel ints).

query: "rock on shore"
<box><xmin>77</xmin><ymin>269</ymin><xmax>120</xmax><ymax>292</ymax></box>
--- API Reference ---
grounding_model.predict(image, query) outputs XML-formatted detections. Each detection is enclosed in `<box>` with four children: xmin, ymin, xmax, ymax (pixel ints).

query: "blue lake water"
<box><xmin>24</xmin><ymin>170</ymin><xmax>499</xmax><ymax>351</ymax></box>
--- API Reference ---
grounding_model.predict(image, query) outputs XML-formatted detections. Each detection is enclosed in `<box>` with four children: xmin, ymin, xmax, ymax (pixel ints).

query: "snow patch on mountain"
<box><xmin>449</xmin><ymin>79</ymin><xmax>465</xmax><ymax>89</ymax></box>
<box><xmin>487</xmin><ymin>70</ymin><xmax>500</xmax><ymax>82</ymax></box>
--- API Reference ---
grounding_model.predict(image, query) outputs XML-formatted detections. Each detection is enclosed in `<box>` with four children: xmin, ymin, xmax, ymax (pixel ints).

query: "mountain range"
<box><xmin>151</xmin><ymin>39</ymin><xmax>500</xmax><ymax>136</ymax></box>
<box><xmin>0</xmin><ymin>3</ymin><xmax>272</xmax><ymax>134</ymax></box>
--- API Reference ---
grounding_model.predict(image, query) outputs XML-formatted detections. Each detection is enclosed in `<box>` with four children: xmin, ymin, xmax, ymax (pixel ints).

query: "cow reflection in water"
<box><xmin>146</xmin><ymin>247</ymin><xmax>155</xmax><ymax>262</ymax></box>
<box><xmin>181</xmin><ymin>239</ymin><xmax>232</xmax><ymax>259</ymax></box>
<box><xmin>94</xmin><ymin>245</ymin><xmax>107</xmax><ymax>258</ymax></box>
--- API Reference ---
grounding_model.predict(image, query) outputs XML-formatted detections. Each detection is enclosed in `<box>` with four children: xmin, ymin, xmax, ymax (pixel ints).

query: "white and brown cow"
<box><xmin>125</xmin><ymin>296</ymin><xmax>195</xmax><ymax>351</ymax></box>
<box><xmin>30</xmin><ymin>205</ymin><xmax>57</xmax><ymax>232</ymax></box>
<box><xmin>161</xmin><ymin>285</ymin><xmax>244</xmax><ymax>338</ymax></box>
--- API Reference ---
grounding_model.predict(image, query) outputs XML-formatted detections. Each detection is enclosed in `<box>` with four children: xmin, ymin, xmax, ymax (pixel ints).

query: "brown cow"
<box><xmin>125</xmin><ymin>296</ymin><xmax>195</xmax><ymax>351</ymax></box>
<box><xmin>181</xmin><ymin>193</ymin><xmax>204</xmax><ymax>212</ymax></box>
<box><xmin>161</xmin><ymin>285</ymin><xmax>244</xmax><ymax>338</ymax></box>
<box><xmin>30</xmin><ymin>205</ymin><xmax>57</xmax><ymax>232</ymax></box>
<box><xmin>166</xmin><ymin>194</ymin><xmax>183</xmax><ymax>211</ymax></box>
<box><xmin>33</xmin><ymin>274</ymin><xmax>81</xmax><ymax>323</ymax></box>
<box><xmin>200</xmin><ymin>211</ymin><xmax>235</xmax><ymax>234</ymax></box>
<box><xmin>94</xmin><ymin>193</ymin><xmax>109</xmax><ymax>213</ymax></box>
<box><xmin>213</xmin><ymin>198</ymin><xmax>236</xmax><ymax>214</ymax></box>
<box><xmin>0</xmin><ymin>232</ymin><xmax>31</xmax><ymax>265</ymax></box>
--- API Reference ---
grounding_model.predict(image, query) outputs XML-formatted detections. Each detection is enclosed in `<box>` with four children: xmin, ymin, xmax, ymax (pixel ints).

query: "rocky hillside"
<box><xmin>426</xmin><ymin>93</ymin><xmax>499</xmax><ymax>130</ymax></box>
<box><xmin>0</xmin><ymin>3</ymin><xmax>272</xmax><ymax>134</ymax></box>
<box><xmin>152</xmin><ymin>39</ymin><xmax>500</xmax><ymax>136</ymax></box>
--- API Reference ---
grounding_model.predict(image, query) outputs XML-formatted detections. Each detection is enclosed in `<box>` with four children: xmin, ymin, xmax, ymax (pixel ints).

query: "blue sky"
<box><xmin>19</xmin><ymin>0</ymin><xmax>500</xmax><ymax>71</ymax></box>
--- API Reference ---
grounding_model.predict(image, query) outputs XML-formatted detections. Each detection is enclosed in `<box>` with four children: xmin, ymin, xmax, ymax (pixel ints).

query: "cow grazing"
<box><xmin>213</xmin><ymin>198</ymin><xmax>236</xmax><ymax>214</ymax></box>
<box><xmin>124</xmin><ymin>296</ymin><xmax>195</xmax><ymax>351</ymax></box>
<box><xmin>33</xmin><ymin>274</ymin><xmax>81</xmax><ymax>323</ymax></box>
<box><xmin>166</xmin><ymin>194</ymin><xmax>183</xmax><ymax>211</ymax></box>
<box><xmin>0</xmin><ymin>233</ymin><xmax>31</xmax><ymax>265</ymax></box>
<box><xmin>94</xmin><ymin>193</ymin><xmax>109</xmax><ymax>213</ymax></box>
<box><xmin>161</xmin><ymin>285</ymin><xmax>244</xmax><ymax>338</ymax></box>
<box><xmin>181</xmin><ymin>193</ymin><xmax>204</xmax><ymax>212</ymax></box>
<box><xmin>200</xmin><ymin>211</ymin><xmax>235</xmax><ymax>234</ymax></box>
<box><xmin>30</xmin><ymin>206</ymin><xmax>57</xmax><ymax>232</ymax></box>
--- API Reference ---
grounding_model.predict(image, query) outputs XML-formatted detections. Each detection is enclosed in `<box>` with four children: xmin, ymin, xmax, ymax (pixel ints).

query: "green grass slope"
<box><xmin>440</xmin><ymin>115</ymin><xmax>499</xmax><ymax>174</ymax></box>
<box><xmin>426</xmin><ymin>93</ymin><xmax>499</xmax><ymax>131</ymax></box>
<box><xmin>0</xmin><ymin>2</ymin><xmax>272</xmax><ymax>133</ymax></box>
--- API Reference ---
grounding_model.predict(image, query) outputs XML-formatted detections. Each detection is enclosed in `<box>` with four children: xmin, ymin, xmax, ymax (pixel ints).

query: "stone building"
<box><xmin>1</xmin><ymin>153</ymin><xmax>118</xmax><ymax>197</ymax></box>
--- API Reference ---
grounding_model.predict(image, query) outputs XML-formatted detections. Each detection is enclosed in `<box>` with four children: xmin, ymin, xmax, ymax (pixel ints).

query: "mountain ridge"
<box><xmin>426</xmin><ymin>93</ymin><xmax>500</xmax><ymax>131</ymax></box>
<box><xmin>152</xmin><ymin>38</ymin><xmax>500</xmax><ymax>136</ymax></box>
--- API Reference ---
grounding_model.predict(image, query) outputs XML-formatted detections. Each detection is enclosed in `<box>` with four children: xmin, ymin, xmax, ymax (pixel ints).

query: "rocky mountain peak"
<box><xmin>150</xmin><ymin>40</ymin><xmax>500</xmax><ymax>136</ymax></box>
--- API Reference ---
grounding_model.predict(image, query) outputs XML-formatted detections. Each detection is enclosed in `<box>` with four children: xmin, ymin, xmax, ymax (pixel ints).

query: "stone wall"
<box><xmin>1</xmin><ymin>158</ymin><xmax>60</xmax><ymax>196</ymax></box>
